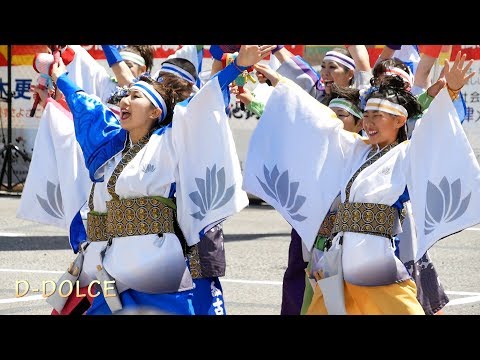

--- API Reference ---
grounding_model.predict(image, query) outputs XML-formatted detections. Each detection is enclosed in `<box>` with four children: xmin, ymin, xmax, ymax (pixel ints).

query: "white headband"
<box><xmin>160</xmin><ymin>63</ymin><xmax>196</xmax><ymax>84</ymax></box>
<box><xmin>323</xmin><ymin>51</ymin><xmax>356</xmax><ymax>70</ymax></box>
<box><xmin>130</xmin><ymin>80</ymin><xmax>168</xmax><ymax>122</ymax></box>
<box><xmin>120</xmin><ymin>51</ymin><xmax>146</xmax><ymax>66</ymax></box>
<box><xmin>365</xmin><ymin>98</ymin><xmax>408</xmax><ymax>117</ymax></box>
<box><xmin>328</xmin><ymin>98</ymin><xmax>363</xmax><ymax>119</ymax></box>
<box><xmin>384</xmin><ymin>67</ymin><xmax>413</xmax><ymax>88</ymax></box>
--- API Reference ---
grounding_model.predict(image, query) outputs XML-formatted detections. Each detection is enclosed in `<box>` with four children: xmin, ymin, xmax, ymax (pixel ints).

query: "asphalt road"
<box><xmin>0</xmin><ymin>195</ymin><xmax>479</xmax><ymax>315</ymax></box>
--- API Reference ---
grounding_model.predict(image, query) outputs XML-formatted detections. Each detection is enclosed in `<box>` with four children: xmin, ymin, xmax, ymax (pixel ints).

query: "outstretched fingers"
<box><xmin>464</xmin><ymin>63</ymin><xmax>476</xmax><ymax>83</ymax></box>
<box><xmin>237</xmin><ymin>45</ymin><xmax>275</xmax><ymax>67</ymax></box>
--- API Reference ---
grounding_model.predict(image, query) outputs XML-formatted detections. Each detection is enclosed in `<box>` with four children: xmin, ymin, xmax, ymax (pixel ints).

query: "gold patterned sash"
<box><xmin>106</xmin><ymin>196</ymin><xmax>176</xmax><ymax>238</ymax></box>
<box><xmin>332</xmin><ymin>202</ymin><xmax>396</xmax><ymax>238</ymax></box>
<box><xmin>318</xmin><ymin>212</ymin><xmax>337</xmax><ymax>237</ymax></box>
<box><xmin>103</xmin><ymin>129</ymin><xmax>178</xmax><ymax>238</ymax></box>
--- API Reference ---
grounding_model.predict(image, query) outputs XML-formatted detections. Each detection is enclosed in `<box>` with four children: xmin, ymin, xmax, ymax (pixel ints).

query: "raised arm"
<box><xmin>51</xmin><ymin>58</ymin><xmax>126</xmax><ymax>181</ymax></box>
<box><xmin>102</xmin><ymin>45</ymin><xmax>136</xmax><ymax>87</ymax></box>
<box><xmin>210</xmin><ymin>45</ymin><xmax>276</xmax><ymax>109</ymax></box>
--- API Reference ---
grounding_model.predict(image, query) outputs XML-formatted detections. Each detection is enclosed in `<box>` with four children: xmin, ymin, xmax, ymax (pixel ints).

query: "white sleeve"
<box><xmin>243</xmin><ymin>78</ymin><xmax>364</xmax><ymax>250</ymax></box>
<box><xmin>66</xmin><ymin>45</ymin><xmax>117</xmax><ymax>103</ymax></box>
<box><xmin>406</xmin><ymin>87</ymin><xmax>480</xmax><ymax>261</ymax></box>
<box><xmin>172</xmin><ymin>77</ymin><xmax>248</xmax><ymax>246</ymax></box>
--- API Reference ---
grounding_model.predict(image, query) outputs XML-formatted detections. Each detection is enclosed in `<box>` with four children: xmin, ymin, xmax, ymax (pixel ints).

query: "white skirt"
<box><xmin>103</xmin><ymin>233</ymin><xmax>194</xmax><ymax>294</ymax></box>
<box><xmin>341</xmin><ymin>232</ymin><xmax>411</xmax><ymax>286</ymax></box>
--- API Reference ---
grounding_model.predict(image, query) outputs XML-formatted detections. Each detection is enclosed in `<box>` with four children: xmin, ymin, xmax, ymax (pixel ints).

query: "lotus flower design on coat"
<box><xmin>36</xmin><ymin>181</ymin><xmax>64</xmax><ymax>219</ymax></box>
<box><xmin>141</xmin><ymin>163</ymin><xmax>156</xmax><ymax>173</ymax></box>
<box><xmin>424</xmin><ymin>177</ymin><xmax>471</xmax><ymax>235</ymax></box>
<box><xmin>256</xmin><ymin>165</ymin><xmax>307</xmax><ymax>221</ymax></box>
<box><xmin>189</xmin><ymin>165</ymin><xmax>235</xmax><ymax>220</ymax></box>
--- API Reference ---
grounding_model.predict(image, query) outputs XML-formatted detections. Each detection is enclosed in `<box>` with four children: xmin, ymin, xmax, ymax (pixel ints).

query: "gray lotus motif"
<box><xmin>36</xmin><ymin>181</ymin><xmax>64</xmax><ymax>219</ymax></box>
<box><xmin>424</xmin><ymin>177</ymin><xmax>471</xmax><ymax>235</ymax></box>
<box><xmin>189</xmin><ymin>165</ymin><xmax>235</xmax><ymax>220</ymax></box>
<box><xmin>256</xmin><ymin>165</ymin><xmax>307</xmax><ymax>221</ymax></box>
<box><xmin>142</xmin><ymin>163</ymin><xmax>156</xmax><ymax>173</ymax></box>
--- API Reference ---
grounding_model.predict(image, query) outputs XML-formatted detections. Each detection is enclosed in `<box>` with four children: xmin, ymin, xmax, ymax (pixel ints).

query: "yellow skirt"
<box><xmin>306</xmin><ymin>278</ymin><xmax>425</xmax><ymax>315</ymax></box>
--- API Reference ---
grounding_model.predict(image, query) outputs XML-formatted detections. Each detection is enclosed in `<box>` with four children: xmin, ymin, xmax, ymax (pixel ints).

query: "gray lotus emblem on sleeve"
<box><xmin>141</xmin><ymin>163</ymin><xmax>156</xmax><ymax>173</ymax></box>
<box><xmin>256</xmin><ymin>165</ymin><xmax>307</xmax><ymax>221</ymax></box>
<box><xmin>36</xmin><ymin>181</ymin><xmax>64</xmax><ymax>219</ymax></box>
<box><xmin>189</xmin><ymin>165</ymin><xmax>235</xmax><ymax>220</ymax></box>
<box><xmin>424</xmin><ymin>177</ymin><xmax>471</xmax><ymax>235</ymax></box>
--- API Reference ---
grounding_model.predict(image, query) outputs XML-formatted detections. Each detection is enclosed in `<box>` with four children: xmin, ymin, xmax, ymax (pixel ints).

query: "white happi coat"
<box><xmin>87</xmin><ymin>77</ymin><xmax>249</xmax><ymax>294</ymax></box>
<box><xmin>244</xmin><ymin>78</ymin><xmax>480</xmax><ymax>286</ymax></box>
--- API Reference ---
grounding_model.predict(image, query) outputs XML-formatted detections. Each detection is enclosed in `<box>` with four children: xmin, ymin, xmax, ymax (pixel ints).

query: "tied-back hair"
<box><xmin>364</xmin><ymin>76</ymin><xmax>422</xmax><ymax>143</ymax></box>
<box><xmin>160</xmin><ymin>57</ymin><xmax>198</xmax><ymax>83</ymax></box>
<box><xmin>329</xmin><ymin>83</ymin><xmax>362</xmax><ymax>125</ymax></box>
<box><xmin>326</xmin><ymin>47</ymin><xmax>355</xmax><ymax>84</ymax></box>
<box><xmin>122</xmin><ymin>45</ymin><xmax>155</xmax><ymax>73</ymax></box>
<box><xmin>155</xmin><ymin>70</ymin><xmax>193</xmax><ymax>107</ymax></box>
<box><xmin>371</xmin><ymin>57</ymin><xmax>412</xmax><ymax>89</ymax></box>
<box><xmin>138</xmin><ymin>73</ymin><xmax>192</xmax><ymax>127</ymax></box>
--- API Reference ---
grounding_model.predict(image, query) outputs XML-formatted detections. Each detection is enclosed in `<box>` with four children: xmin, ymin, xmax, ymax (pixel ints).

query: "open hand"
<box><xmin>444</xmin><ymin>51</ymin><xmax>475</xmax><ymax>91</ymax></box>
<box><xmin>236</xmin><ymin>45</ymin><xmax>276</xmax><ymax>67</ymax></box>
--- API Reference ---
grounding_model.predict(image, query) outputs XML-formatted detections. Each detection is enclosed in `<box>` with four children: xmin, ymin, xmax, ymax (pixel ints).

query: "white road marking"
<box><xmin>445</xmin><ymin>290</ymin><xmax>480</xmax><ymax>296</ymax></box>
<box><xmin>0</xmin><ymin>295</ymin><xmax>44</xmax><ymax>304</ymax></box>
<box><xmin>0</xmin><ymin>232</ymin><xmax>27</xmax><ymax>237</ymax></box>
<box><xmin>445</xmin><ymin>296</ymin><xmax>480</xmax><ymax>306</ymax></box>
<box><xmin>222</xmin><ymin>278</ymin><xmax>282</xmax><ymax>285</ymax></box>
<box><xmin>465</xmin><ymin>227</ymin><xmax>480</xmax><ymax>231</ymax></box>
<box><xmin>0</xmin><ymin>268</ymin><xmax>63</xmax><ymax>274</ymax></box>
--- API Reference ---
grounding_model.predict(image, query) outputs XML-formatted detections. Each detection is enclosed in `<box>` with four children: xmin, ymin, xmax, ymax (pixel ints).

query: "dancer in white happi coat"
<box><xmin>50</xmin><ymin>45</ymin><xmax>274</xmax><ymax>314</ymax></box>
<box><xmin>244</xmin><ymin>52</ymin><xmax>480</xmax><ymax>314</ymax></box>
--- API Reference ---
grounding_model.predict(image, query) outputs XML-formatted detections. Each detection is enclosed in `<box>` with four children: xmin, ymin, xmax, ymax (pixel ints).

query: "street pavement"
<box><xmin>0</xmin><ymin>195</ymin><xmax>479</xmax><ymax>315</ymax></box>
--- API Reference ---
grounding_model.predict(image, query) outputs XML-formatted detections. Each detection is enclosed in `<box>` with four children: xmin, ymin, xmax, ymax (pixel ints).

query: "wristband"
<box><xmin>102</xmin><ymin>45</ymin><xmax>123</xmax><ymax>67</ymax></box>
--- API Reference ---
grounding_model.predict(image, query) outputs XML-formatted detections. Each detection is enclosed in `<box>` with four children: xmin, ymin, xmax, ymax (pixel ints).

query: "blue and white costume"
<box><xmin>56</xmin><ymin>61</ymin><xmax>249</xmax><ymax>314</ymax></box>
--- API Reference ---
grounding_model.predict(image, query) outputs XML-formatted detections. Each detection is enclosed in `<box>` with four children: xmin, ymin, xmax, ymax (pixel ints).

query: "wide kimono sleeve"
<box><xmin>277</xmin><ymin>56</ymin><xmax>325</xmax><ymax>101</ymax></box>
<box><xmin>172</xmin><ymin>73</ymin><xmax>249</xmax><ymax>246</ymax></box>
<box><xmin>406</xmin><ymin>87</ymin><xmax>480</xmax><ymax>261</ymax></box>
<box><xmin>65</xmin><ymin>45</ymin><xmax>118</xmax><ymax>104</ymax></box>
<box><xmin>243</xmin><ymin>77</ymin><xmax>363</xmax><ymax>250</ymax></box>
<box><xmin>56</xmin><ymin>73</ymin><xmax>127</xmax><ymax>182</ymax></box>
<box><xmin>17</xmin><ymin>99</ymin><xmax>91</xmax><ymax>253</ymax></box>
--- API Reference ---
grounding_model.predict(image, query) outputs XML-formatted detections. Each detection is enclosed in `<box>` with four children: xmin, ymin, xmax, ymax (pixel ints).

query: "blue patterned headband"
<box><xmin>130</xmin><ymin>80</ymin><xmax>168</xmax><ymax>122</ymax></box>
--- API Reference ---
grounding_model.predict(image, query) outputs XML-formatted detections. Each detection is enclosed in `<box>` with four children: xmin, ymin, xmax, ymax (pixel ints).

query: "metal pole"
<box><xmin>7</xmin><ymin>44</ymin><xmax>12</xmax><ymax>190</ymax></box>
